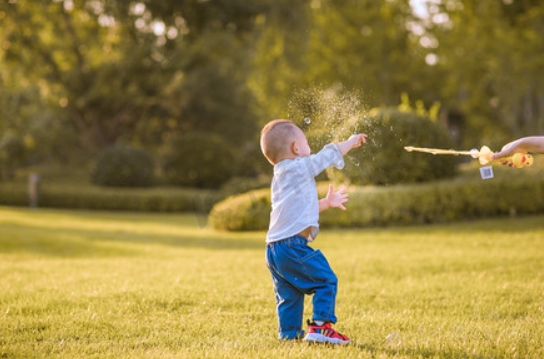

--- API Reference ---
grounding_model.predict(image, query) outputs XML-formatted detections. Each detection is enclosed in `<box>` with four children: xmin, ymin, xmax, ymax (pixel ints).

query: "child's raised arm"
<box><xmin>336</xmin><ymin>134</ymin><xmax>368</xmax><ymax>156</ymax></box>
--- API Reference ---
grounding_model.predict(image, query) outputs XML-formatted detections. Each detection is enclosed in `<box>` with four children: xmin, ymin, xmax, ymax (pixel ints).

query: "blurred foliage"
<box><xmin>284</xmin><ymin>90</ymin><xmax>457</xmax><ymax>185</ymax></box>
<box><xmin>0</xmin><ymin>133</ymin><xmax>28</xmax><ymax>179</ymax></box>
<box><xmin>1</xmin><ymin>0</ymin><xmax>543</xmax><ymax>186</ymax></box>
<box><xmin>208</xmin><ymin>188</ymin><xmax>271</xmax><ymax>231</ymax></box>
<box><xmin>0</xmin><ymin>0</ymin><xmax>269</xmax><ymax>159</ymax></box>
<box><xmin>348</xmin><ymin>107</ymin><xmax>459</xmax><ymax>185</ymax></box>
<box><xmin>429</xmin><ymin>0</ymin><xmax>544</xmax><ymax>147</ymax></box>
<box><xmin>251</xmin><ymin>0</ymin><xmax>544</xmax><ymax>147</ymax></box>
<box><xmin>91</xmin><ymin>145</ymin><xmax>155</xmax><ymax>188</ymax></box>
<box><xmin>218</xmin><ymin>176</ymin><xmax>271</xmax><ymax>199</ymax></box>
<box><xmin>160</xmin><ymin>132</ymin><xmax>235</xmax><ymax>189</ymax></box>
<box><xmin>209</xmin><ymin>175</ymin><xmax>544</xmax><ymax>231</ymax></box>
<box><xmin>0</xmin><ymin>180</ymin><xmax>214</xmax><ymax>213</ymax></box>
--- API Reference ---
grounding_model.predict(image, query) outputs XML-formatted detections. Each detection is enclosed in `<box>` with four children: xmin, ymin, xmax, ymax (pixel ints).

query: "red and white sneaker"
<box><xmin>303</xmin><ymin>320</ymin><xmax>350</xmax><ymax>344</ymax></box>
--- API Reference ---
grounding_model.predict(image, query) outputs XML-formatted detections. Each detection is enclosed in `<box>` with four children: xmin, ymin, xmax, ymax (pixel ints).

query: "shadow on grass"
<box><xmin>0</xmin><ymin>219</ymin><xmax>264</xmax><ymax>257</ymax></box>
<box><xmin>2</xmin><ymin>206</ymin><xmax>544</xmax><ymax>259</ymax></box>
<box><xmin>292</xmin><ymin>340</ymin><xmax>478</xmax><ymax>358</ymax></box>
<box><xmin>352</xmin><ymin>342</ymin><xmax>478</xmax><ymax>359</ymax></box>
<box><xmin>344</xmin><ymin>213</ymin><xmax>544</xmax><ymax>235</ymax></box>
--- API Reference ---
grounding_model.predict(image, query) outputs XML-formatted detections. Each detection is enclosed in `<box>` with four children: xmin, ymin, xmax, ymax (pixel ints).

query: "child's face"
<box><xmin>293</xmin><ymin>127</ymin><xmax>311</xmax><ymax>158</ymax></box>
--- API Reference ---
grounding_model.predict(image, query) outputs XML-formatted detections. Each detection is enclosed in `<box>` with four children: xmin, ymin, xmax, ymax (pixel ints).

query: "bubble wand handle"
<box><xmin>403</xmin><ymin>146</ymin><xmax>479</xmax><ymax>157</ymax></box>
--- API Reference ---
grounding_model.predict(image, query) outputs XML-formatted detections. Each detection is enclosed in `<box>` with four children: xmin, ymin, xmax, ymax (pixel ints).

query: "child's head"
<box><xmin>260</xmin><ymin>120</ymin><xmax>310</xmax><ymax>165</ymax></box>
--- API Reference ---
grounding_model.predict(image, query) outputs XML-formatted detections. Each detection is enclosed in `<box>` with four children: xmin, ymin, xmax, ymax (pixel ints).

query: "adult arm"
<box><xmin>492</xmin><ymin>136</ymin><xmax>544</xmax><ymax>160</ymax></box>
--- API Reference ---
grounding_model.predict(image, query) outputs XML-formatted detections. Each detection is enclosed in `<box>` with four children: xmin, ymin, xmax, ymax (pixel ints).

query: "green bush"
<box><xmin>91</xmin><ymin>146</ymin><xmax>155</xmax><ymax>188</ymax></box>
<box><xmin>208</xmin><ymin>188</ymin><xmax>270</xmax><ymax>231</ymax></box>
<box><xmin>161</xmin><ymin>132</ymin><xmax>235</xmax><ymax>189</ymax></box>
<box><xmin>345</xmin><ymin>108</ymin><xmax>459</xmax><ymax>185</ymax></box>
<box><xmin>208</xmin><ymin>177</ymin><xmax>544</xmax><ymax>231</ymax></box>
<box><xmin>0</xmin><ymin>181</ymin><xmax>215</xmax><ymax>213</ymax></box>
<box><xmin>218</xmin><ymin>176</ymin><xmax>271</xmax><ymax>198</ymax></box>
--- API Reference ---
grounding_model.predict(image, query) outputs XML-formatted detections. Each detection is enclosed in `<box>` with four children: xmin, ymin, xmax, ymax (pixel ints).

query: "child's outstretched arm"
<box><xmin>336</xmin><ymin>134</ymin><xmax>368</xmax><ymax>156</ymax></box>
<box><xmin>317</xmin><ymin>134</ymin><xmax>367</xmax><ymax>212</ymax></box>
<box><xmin>319</xmin><ymin>184</ymin><xmax>348</xmax><ymax>212</ymax></box>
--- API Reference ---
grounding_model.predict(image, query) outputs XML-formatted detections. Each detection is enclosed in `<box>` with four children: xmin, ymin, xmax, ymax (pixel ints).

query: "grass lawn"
<box><xmin>1</xmin><ymin>206</ymin><xmax>543</xmax><ymax>358</ymax></box>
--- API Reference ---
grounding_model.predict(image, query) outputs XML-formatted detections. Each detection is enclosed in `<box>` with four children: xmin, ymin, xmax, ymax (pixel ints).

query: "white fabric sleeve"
<box><xmin>302</xmin><ymin>143</ymin><xmax>345</xmax><ymax>177</ymax></box>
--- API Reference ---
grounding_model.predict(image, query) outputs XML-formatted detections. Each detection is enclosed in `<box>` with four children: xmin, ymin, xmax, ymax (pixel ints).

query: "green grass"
<box><xmin>1</xmin><ymin>206</ymin><xmax>543</xmax><ymax>358</ymax></box>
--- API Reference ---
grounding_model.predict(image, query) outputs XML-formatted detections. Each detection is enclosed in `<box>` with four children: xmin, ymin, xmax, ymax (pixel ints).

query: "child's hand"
<box><xmin>338</xmin><ymin>133</ymin><xmax>368</xmax><ymax>155</ymax></box>
<box><xmin>325</xmin><ymin>184</ymin><xmax>349</xmax><ymax>211</ymax></box>
<box><xmin>348</xmin><ymin>134</ymin><xmax>368</xmax><ymax>149</ymax></box>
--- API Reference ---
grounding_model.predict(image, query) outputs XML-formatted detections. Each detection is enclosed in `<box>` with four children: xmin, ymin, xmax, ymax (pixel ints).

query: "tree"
<box><xmin>247</xmin><ymin>0</ymin><xmax>312</xmax><ymax>122</ymax></box>
<box><xmin>424</xmin><ymin>0</ymin><xmax>544</xmax><ymax>146</ymax></box>
<box><xmin>248</xmin><ymin>0</ymin><xmax>430</xmax><ymax>124</ymax></box>
<box><xmin>1</xmin><ymin>1</ymin><xmax>169</xmax><ymax>153</ymax></box>
<box><xmin>304</xmin><ymin>0</ymin><xmax>417</xmax><ymax>107</ymax></box>
<box><xmin>0</xmin><ymin>0</ymin><xmax>274</xmax><ymax>159</ymax></box>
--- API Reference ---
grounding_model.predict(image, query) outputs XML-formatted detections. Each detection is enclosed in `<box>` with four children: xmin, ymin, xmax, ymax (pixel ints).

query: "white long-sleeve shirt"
<box><xmin>266</xmin><ymin>143</ymin><xmax>345</xmax><ymax>243</ymax></box>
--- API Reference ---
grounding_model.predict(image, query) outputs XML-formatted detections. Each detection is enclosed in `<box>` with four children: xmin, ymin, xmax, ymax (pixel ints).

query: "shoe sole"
<box><xmin>303</xmin><ymin>333</ymin><xmax>350</xmax><ymax>345</ymax></box>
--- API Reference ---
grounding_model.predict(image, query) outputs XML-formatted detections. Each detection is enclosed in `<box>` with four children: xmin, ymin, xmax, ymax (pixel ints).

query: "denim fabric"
<box><xmin>265</xmin><ymin>235</ymin><xmax>338</xmax><ymax>340</ymax></box>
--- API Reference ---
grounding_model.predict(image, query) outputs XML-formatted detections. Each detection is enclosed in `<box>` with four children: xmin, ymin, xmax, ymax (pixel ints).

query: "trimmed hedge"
<box><xmin>208</xmin><ymin>188</ymin><xmax>270</xmax><ymax>231</ymax></box>
<box><xmin>209</xmin><ymin>176</ymin><xmax>544</xmax><ymax>231</ymax></box>
<box><xmin>0</xmin><ymin>182</ymin><xmax>216</xmax><ymax>213</ymax></box>
<box><xmin>346</xmin><ymin>108</ymin><xmax>459</xmax><ymax>185</ymax></box>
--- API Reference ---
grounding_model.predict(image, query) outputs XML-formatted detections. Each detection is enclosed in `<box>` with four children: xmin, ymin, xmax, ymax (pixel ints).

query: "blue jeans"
<box><xmin>265</xmin><ymin>235</ymin><xmax>338</xmax><ymax>340</ymax></box>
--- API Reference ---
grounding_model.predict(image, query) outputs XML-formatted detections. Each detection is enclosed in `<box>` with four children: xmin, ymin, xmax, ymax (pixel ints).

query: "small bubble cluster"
<box><xmin>287</xmin><ymin>85</ymin><xmax>371</xmax><ymax>182</ymax></box>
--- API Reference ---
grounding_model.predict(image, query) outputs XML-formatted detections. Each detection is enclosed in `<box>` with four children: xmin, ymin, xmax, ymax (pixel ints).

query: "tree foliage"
<box><xmin>426</xmin><ymin>0</ymin><xmax>544</xmax><ymax>146</ymax></box>
<box><xmin>91</xmin><ymin>145</ymin><xmax>155</xmax><ymax>188</ymax></box>
<box><xmin>0</xmin><ymin>0</ymin><xmax>269</xmax><ymax>156</ymax></box>
<box><xmin>350</xmin><ymin>107</ymin><xmax>458</xmax><ymax>185</ymax></box>
<box><xmin>1</xmin><ymin>0</ymin><xmax>543</xmax><ymax>183</ymax></box>
<box><xmin>160</xmin><ymin>132</ymin><xmax>235</xmax><ymax>189</ymax></box>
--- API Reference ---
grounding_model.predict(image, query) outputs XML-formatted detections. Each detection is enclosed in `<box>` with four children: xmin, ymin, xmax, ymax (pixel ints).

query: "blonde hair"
<box><xmin>260</xmin><ymin>120</ymin><xmax>299</xmax><ymax>165</ymax></box>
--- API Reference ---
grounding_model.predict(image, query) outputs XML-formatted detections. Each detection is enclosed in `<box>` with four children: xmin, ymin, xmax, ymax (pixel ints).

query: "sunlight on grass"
<box><xmin>1</xmin><ymin>206</ymin><xmax>543</xmax><ymax>358</ymax></box>
<box><xmin>0</xmin><ymin>207</ymin><xmax>213</xmax><ymax>238</ymax></box>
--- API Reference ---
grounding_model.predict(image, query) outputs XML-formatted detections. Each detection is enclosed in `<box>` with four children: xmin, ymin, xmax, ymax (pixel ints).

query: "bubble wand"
<box><xmin>404</xmin><ymin>145</ymin><xmax>534</xmax><ymax>168</ymax></box>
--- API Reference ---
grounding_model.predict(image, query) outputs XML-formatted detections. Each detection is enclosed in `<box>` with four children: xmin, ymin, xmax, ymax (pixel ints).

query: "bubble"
<box><xmin>287</xmin><ymin>85</ymin><xmax>368</xmax><ymax>146</ymax></box>
<box><xmin>385</xmin><ymin>332</ymin><xmax>401</xmax><ymax>347</ymax></box>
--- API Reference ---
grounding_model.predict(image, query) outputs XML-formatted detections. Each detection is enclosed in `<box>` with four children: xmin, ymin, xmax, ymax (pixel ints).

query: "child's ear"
<box><xmin>291</xmin><ymin>141</ymin><xmax>299</xmax><ymax>155</ymax></box>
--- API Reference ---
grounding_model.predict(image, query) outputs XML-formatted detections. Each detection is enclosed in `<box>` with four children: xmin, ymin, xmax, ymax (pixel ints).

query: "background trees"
<box><xmin>426</xmin><ymin>0</ymin><xmax>544</xmax><ymax>147</ymax></box>
<box><xmin>1</xmin><ymin>0</ymin><xmax>543</xmax><ymax>187</ymax></box>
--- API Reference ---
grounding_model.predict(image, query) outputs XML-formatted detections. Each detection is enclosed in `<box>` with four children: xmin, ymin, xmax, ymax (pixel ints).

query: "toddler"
<box><xmin>260</xmin><ymin>119</ymin><xmax>367</xmax><ymax>344</ymax></box>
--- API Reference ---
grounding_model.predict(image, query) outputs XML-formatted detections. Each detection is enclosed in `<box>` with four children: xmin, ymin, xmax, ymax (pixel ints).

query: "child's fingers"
<box><xmin>353</xmin><ymin>134</ymin><xmax>367</xmax><ymax>147</ymax></box>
